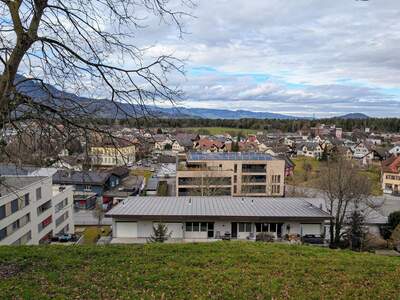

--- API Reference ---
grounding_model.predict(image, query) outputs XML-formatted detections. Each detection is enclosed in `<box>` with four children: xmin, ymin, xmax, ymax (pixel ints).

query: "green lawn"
<box><xmin>77</xmin><ymin>226</ymin><xmax>111</xmax><ymax>245</ymax></box>
<box><xmin>288</xmin><ymin>157</ymin><xmax>322</xmax><ymax>188</ymax></box>
<box><xmin>183</xmin><ymin>127</ymin><xmax>258</xmax><ymax>136</ymax></box>
<box><xmin>0</xmin><ymin>242</ymin><xmax>399</xmax><ymax>299</ymax></box>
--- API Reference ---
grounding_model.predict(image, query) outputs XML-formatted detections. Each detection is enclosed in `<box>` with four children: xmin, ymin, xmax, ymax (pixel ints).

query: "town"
<box><xmin>1</xmin><ymin>121</ymin><xmax>399</xmax><ymax>248</ymax></box>
<box><xmin>1</xmin><ymin>0</ymin><xmax>400</xmax><ymax>299</ymax></box>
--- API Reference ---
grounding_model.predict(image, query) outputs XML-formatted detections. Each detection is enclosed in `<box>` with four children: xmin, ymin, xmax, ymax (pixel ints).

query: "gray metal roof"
<box><xmin>106</xmin><ymin>196</ymin><xmax>331</xmax><ymax>219</ymax></box>
<box><xmin>53</xmin><ymin>170</ymin><xmax>111</xmax><ymax>185</ymax></box>
<box><xmin>187</xmin><ymin>152</ymin><xmax>275</xmax><ymax>161</ymax></box>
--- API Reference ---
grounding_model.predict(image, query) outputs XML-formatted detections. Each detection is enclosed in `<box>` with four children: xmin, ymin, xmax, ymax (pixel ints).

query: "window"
<box><xmin>234</xmin><ymin>164</ymin><xmax>237</xmax><ymax>173</ymax></box>
<box><xmin>238</xmin><ymin>222</ymin><xmax>252</xmax><ymax>232</ymax></box>
<box><xmin>234</xmin><ymin>175</ymin><xmax>237</xmax><ymax>183</ymax></box>
<box><xmin>37</xmin><ymin>200</ymin><xmax>52</xmax><ymax>215</ymax></box>
<box><xmin>24</xmin><ymin>193</ymin><xmax>30</xmax><ymax>206</ymax></box>
<box><xmin>0</xmin><ymin>205</ymin><xmax>5</xmax><ymax>220</ymax></box>
<box><xmin>36</xmin><ymin>187</ymin><xmax>42</xmax><ymax>200</ymax></box>
<box><xmin>185</xmin><ymin>222</ymin><xmax>212</xmax><ymax>232</ymax></box>
<box><xmin>11</xmin><ymin>199</ymin><xmax>18</xmax><ymax>213</ymax></box>
<box><xmin>234</xmin><ymin>185</ymin><xmax>237</xmax><ymax>194</ymax></box>
<box><xmin>55</xmin><ymin>198</ymin><xmax>68</xmax><ymax>213</ymax></box>
<box><xmin>56</xmin><ymin>211</ymin><xmax>69</xmax><ymax>227</ymax></box>
<box><xmin>12</xmin><ymin>220</ymin><xmax>19</xmax><ymax>230</ymax></box>
<box><xmin>272</xmin><ymin>185</ymin><xmax>281</xmax><ymax>194</ymax></box>
<box><xmin>0</xmin><ymin>227</ymin><xmax>6</xmax><ymax>241</ymax></box>
<box><xmin>272</xmin><ymin>175</ymin><xmax>281</xmax><ymax>183</ymax></box>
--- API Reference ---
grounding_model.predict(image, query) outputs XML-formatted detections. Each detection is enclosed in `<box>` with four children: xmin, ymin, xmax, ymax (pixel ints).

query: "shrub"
<box><xmin>388</xmin><ymin>211</ymin><xmax>400</xmax><ymax>230</ymax></box>
<box><xmin>390</xmin><ymin>224</ymin><xmax>400</xmax><ymax>251</ymax></box>
<box><xmin>256</xmin><ymin>232</ymin><xmax>275</xmax><ymax>242</ymax></box>
<box><xmin>363</xmin><ymin>233</ymin><xmax>388</xmax><ymax>251</ymax></box>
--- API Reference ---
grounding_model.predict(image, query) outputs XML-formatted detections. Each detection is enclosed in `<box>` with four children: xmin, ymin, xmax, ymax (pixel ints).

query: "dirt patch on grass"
<box><xmin>0</xmin><ymin>263</ymin><xmax>21</xmax><ymax>279</ymax></box>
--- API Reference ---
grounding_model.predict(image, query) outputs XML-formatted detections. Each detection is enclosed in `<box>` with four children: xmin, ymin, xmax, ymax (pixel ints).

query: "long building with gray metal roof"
<box><xmin>106</xmin><ymin>196</ymin><xmax>331</xmax><ymax>244</ymax></box>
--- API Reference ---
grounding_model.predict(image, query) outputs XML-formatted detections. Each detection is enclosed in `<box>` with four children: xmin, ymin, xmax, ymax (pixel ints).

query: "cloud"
<box><xmin>129</xmin><ymin>0</ymin><xmax>400</xmax><ymax>117</ymax></box>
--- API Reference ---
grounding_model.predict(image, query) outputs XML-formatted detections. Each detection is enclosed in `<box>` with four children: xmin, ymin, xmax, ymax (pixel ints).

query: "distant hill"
<box><xmin>14</xmin><ymin>75</ymin><xmax>374</xmax><ymax>120</ymax></box>
<box><xmin>14</xmin><ymin>76</ymin><xmax>300</xmax><ymax>120</ymax></box>
<box><xmin>161</xmin><ymin>107</ymin><xmax>299</xmax><ymax>119</ymax></box>
<box><xmin>336</xmin><ymin>113</ymin><xmax>369</xmax><ymax>120</ymax></box>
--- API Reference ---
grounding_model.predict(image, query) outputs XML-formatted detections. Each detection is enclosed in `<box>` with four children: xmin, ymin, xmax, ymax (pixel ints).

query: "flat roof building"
<box><xmin>176</xmin><ymin>152</ymin><xmax>285</xmax><ymax>197</ymax></box>
<box><xmin>0</xmin><ymin>174</ymin><xmax>74</xmax><ymax>245</ymax></box>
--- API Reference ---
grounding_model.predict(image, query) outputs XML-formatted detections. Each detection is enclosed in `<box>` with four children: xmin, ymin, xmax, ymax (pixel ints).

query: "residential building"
<box><xmin>389</xmin><ymin>145</ymin><xmax>400</xmax><ymax>156</ymax></box>
<box><xmin>176</xmin><ymin>152</ymin><xmax>285</xmax><ymax>197</ymax></box>
<box><xmin>0</xmin><ymin>175</ymin><xmax>74</xmax><ymax>245</ymax></box>
<box><xmin>296</xmin><ymin>142</ymin><xmax>323</xmax><ymax>159</ymax></box>
<box><xmin>90</xmin><ymin>138</ymin><xmax>136</xmax><ymax>166</ymax></box>
<box><xmin>193</xmin><ymin>138</ymin><xmax>226</xmax><ymax>152</ymax></box>
<box><xmin>53</xmin><ymin>168</ymin><xmax>129</xmax><ymax>209</ymax></box>
<box><xmin>381</xmin><ymin>155</ymin><xmax>400</xmax><ymax>195</ymax></box>
<box><xmin>174</xmin><ymin>133</ymin><xmax>199</xmax><ymax>152</ymax></box>
<box><xmin>351</xmin><ymin>142</ymin><xmax>373</xmax><ymax>162</ymax></box>
<box><xmin>153</xmin><ymin>135</ymin><xmax>174</xmax><ymax>151</ymax></box>
<box><xmin>105</xmin><ymin>196</ymin><xmax>331</xmax><ymax>243</ymax></box>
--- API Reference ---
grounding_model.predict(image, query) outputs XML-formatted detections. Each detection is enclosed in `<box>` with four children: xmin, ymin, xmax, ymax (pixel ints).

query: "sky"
<box><xmin>133</xmin><ymin>0</ymin><xmax>400</xmax><ymax>118</ymax></box>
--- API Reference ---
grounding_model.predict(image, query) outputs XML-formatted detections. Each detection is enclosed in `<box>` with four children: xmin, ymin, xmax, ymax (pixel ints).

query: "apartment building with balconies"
<box><xmin>0</xmin><ymin>173</ymin><xmax>74</xmax><ymax>245</ymax></box>
<box><xmin>176</xmin><ymin>152</ymin><xmax>285</xmax><ymax>197</ymax></box>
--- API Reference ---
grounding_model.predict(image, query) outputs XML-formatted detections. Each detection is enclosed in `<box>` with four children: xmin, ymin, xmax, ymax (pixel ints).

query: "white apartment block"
<box><xmin>0</xmin><ymin>175</ymin><xmax>74</xmax><ymax>245</ymax></box>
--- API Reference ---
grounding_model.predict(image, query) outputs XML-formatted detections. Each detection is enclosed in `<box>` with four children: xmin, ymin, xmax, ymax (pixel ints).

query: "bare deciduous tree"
<box><xmin>319</xmin><ymin>156</ymin><xmax>373</xmax><ymax>248</ymax></box>
<box><xmin>0</xmin><ymin>0</ymin><xmax>194</xmax><ymax>167</ymax></box>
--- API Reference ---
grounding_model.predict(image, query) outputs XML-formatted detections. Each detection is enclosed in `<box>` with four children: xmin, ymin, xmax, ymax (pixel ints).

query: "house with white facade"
<box><xmin>389</xmin><ymin>145</ymin><xmax>400</xmax><ymax>156</ymax></box>
<box><xmin>106</xmin><ymin>196</ymin><xmax>331</xmax><ymax>243</ymax></box>
<box><xmin>296</xmin><ymin>142</ymin><xmax>323</xmax><ymax>159</ymax></box>
<box><xmin>351</xmin><ymin>142</ymin><xmax>374</xmax><ymax>165</ymax></box>
<box><xmin>0</xmin><ymin>174</ymin><xmax>74</xmax><ymax>245</ymax></box>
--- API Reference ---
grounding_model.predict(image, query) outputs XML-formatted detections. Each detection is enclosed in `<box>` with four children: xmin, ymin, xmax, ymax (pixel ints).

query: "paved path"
<box><xmin>73</xmin><ymin>210</ymin><xmax>112</xmax><ymax>226</ymax></box>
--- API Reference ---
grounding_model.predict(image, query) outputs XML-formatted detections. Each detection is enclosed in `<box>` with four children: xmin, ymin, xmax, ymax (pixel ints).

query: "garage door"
<box><xmin>154</xmin><ymin>223</ymin><xmax>183</xmax><ymax>239</ymax></box>
<box><xmin>116</xmin><ymin>222</ymin><xmax>137</xmax><ymax>238</ymax></box>
<box><xmin>301</xmin><ymin>224</ymin><xmax>321</xmax><ymax>236</ymax></box>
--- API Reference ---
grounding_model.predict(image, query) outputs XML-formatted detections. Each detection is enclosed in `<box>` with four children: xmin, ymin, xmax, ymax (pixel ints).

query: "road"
<box><xmin>73</xmin><ymin>209</ymin><xmax>112</xmax><ymax>226</ymax></box>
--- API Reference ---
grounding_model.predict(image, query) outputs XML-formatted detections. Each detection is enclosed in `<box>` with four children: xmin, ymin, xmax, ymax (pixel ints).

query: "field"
<box><xmin>289</xmin><ymin>157</ymin><xmax>383</xmax><ymax>196</ymax></box>
<box><xmin>183</xmin><ymin>127</ymin><xmax>258</xmax><ymax>136</ymax></box>
<box><xmin>1</xmin><ymin>242</ymin><xmax>400</xmax><ymax>299</ymax></box>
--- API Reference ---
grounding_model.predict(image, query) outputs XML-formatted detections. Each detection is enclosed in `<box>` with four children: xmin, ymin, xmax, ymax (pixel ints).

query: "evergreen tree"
<box><xmin>147</xmin><ymin>223</ymin><xmax>172</xmax><ymax>243</ymax></box>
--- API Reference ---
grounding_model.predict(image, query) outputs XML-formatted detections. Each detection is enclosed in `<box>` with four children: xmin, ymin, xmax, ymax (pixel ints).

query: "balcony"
<box><xmin>37</xmin><ymin>200</ymin><xmax>52</xmax><ymax>216</ymax></box>
<box><xmin>242</xmin><ymin>164</ymin><xmax>266</xmax><ymax>173</ymax></box>
<box><xmin>241</xmin><ymin>185</ymin><xmax>266</xmax><ymax>194</ymax></box>
<box><xmin>38</xmin><ymin>215</ymin><xmax>52</xmax><ymax>232</ymax></box>
<box><xmin>242</xmin><ymin>175</ymin><xmax>266</xmax><ymax>184</ymax></box>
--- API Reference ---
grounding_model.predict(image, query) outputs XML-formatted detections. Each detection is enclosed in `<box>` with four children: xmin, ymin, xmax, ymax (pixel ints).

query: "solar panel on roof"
<box><xmin>187</xmin><ymin>152</ymin><xmax>274</xmax><ymax>161</ymax></box>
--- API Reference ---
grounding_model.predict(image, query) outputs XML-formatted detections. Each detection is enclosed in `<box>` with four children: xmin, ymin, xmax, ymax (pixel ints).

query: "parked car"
<box><xmin>301</xmin><ymin>234</ymin><xmax>324</xmax><ymax>244</ymax></box>
<box><xmin>58</xmin><ymin>234</ymin><xmax>74</xmax><ymax>242</ymax></box>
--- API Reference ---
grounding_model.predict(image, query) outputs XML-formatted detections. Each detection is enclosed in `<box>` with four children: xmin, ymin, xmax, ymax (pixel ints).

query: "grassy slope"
<box><xmin>0</xmin><ymin>242</ymin><xmax>399</xmax><ymax>299</ymax></box>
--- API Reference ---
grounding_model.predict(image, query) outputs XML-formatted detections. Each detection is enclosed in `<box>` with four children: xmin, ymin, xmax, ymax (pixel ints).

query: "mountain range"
<box><xmin>15</xmin><ymin>75</ymin><xmax>370</xmax><ymax>120</ymax></box>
